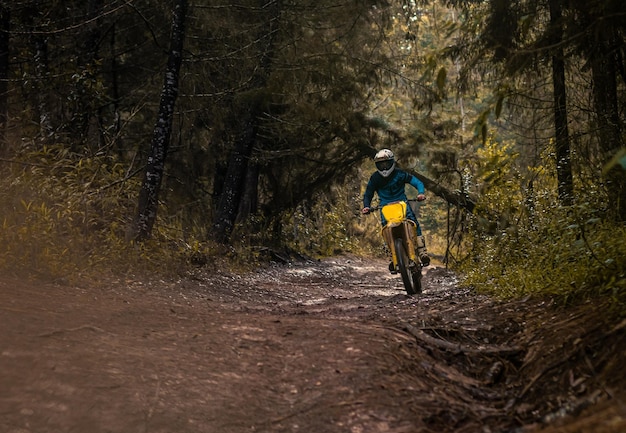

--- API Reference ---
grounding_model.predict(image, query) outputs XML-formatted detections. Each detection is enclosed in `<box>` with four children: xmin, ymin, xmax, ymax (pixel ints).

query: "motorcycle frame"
<box><xmin>381</xmin><ymin>218</ymin><xmax>419</xmax><ymax>269</ymax></box>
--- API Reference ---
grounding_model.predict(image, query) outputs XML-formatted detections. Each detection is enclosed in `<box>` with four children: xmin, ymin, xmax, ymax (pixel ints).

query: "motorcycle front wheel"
<box><xmin>394</xmin><ymin>237</ymin><xmax>417</xmax><ymax>295</ymax></box>
<box><xmin>411</xmin><ymin>262</ymin><xmax>422</xmax><ymax>294</ymax></box>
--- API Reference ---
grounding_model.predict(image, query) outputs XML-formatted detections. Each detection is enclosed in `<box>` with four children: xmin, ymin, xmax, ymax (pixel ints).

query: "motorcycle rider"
<box><xmin>361</xmin><ymin>148</ymin><xmax>430</xmax><ymax>268</ymax></box>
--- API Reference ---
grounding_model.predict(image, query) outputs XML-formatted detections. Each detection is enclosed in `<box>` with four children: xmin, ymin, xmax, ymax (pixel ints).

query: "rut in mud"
<box><xmin>1</xmin><ymin>255</ymin><xmax>625</xmax><ymax>433</ymax></box>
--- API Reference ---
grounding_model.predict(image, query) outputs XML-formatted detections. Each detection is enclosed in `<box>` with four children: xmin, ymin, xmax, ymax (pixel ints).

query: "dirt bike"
<box><xmin>366</xmin><ymin>200</ymin><xmax>422</xmax><ymax>295</ymax></box>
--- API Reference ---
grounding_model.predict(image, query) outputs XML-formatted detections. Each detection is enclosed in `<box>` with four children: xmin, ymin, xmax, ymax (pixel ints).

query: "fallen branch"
<box><xmin>404</xmin><ymin>323</ymin><xmax>524</xmax><ymax>357</ymax></box>
<box><xmin>408</xmin><ymin>169</ymin><xmax>476</xmax><ymax>213</ymax></box>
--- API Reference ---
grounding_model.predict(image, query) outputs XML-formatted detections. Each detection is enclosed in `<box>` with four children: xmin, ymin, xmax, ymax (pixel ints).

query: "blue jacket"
<box><xmin>363</xmin><ymin>168</ymin><xmax>425</xmax><ymax>208</ymax></box>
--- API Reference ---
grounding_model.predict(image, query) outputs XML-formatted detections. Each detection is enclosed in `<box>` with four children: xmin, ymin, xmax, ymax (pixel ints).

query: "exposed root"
<box><xmin>403</xmin><ymin>323</ymin><xmax>524</xmax><ymax>357</ymax></box>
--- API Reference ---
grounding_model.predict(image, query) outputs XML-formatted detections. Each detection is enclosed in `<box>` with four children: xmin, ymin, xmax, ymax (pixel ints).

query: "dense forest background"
<box><xmin>0</xmin><ymin>0</ymin><xmax>624</xmax><ymax>305</ymax></box>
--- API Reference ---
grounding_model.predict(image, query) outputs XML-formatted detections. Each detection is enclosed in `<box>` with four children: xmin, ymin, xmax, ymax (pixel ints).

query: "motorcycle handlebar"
<box><xmin>363</xmin><ymin>198</ymin><xmax>424</xmax><ymax>214</ymax></box>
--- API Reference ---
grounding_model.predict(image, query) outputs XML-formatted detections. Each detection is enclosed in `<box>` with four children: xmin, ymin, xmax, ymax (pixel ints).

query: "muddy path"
<box><xmin>1</xmin><ymin>256</ymin><xmax>625</xmax><ymax>433</ymax></box>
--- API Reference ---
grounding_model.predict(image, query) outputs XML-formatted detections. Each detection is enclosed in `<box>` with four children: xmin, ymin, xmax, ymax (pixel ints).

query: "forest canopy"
<box><xmin>0</xmin><ymin>0</ymin><xmax>624</xmax><ymax>304</ymax></box>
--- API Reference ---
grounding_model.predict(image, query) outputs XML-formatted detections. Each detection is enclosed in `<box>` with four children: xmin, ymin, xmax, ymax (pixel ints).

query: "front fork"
<box><xmin>381</xmin><ymin>220</ymin><xmax>419</xmax><ymax>268</ymax></box>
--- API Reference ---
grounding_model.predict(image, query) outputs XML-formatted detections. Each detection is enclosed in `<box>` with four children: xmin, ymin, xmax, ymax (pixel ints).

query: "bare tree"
<box><xmin>212</xmin><ymin>0</ymin><xmax>281</xmax><ymax>243</ymax></box>
<box><xmin>0</xmin><ymin>5</ymin><xmax>8</xmax><ymax>150</ymax></box>
<box><xmin>549</xmin><ymin>0</ymin><xmax>573</xmax><ymax>207</ymax></box>
<box><xmin>133</xmin><ymin>0</ymin><xmax>188</xmax><ymax>241</ymax></box>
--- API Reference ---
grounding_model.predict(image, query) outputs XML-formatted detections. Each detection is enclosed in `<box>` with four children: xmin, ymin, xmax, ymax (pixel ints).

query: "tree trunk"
<box><xmin>0</xmin><ymin>5</ymin><xmax>9</xmax><ymax>151</ymax></box>
<box><xmin>212</xmin><ymin>0</ymin><xmax>280</xmax><ymax>243</ymax></box>
<box><xmin>109</xmin><ymin>22</ymin><xmax>123</xmax><ymax>157</ymax></box>
<box><xmin>133</xmin><ymin>0</ymin><xmax>187</xmax><ymax>241</ymax></box>
<box><xmin>22</xmin><ymin>5</ymin><xmax>53</xmax><ymax>142</ymax></box>
<box><xmin>549</xmin><ymin>0</ymin><xmax>573</xmax><ymax>207</ymax></box>
<box><xmin>590</xmin><ymin>37</ymin><xmax>625</xmax><ymax>221</ymax></box>
<box><xmin>33</xmin><ymin>30</ymin><xmax>52</xmax><ymax>139</ymax></box>
<box><xmin>237</xmin><ymin>160</ymin><xmax>260</xmax><ymax>222</ymax></box>
<box><xmin>70</xmin><ymin>0</ymin><xmax>103</xmax><ymax>149</ymax></box>
<box><xmin>213</xmin><ymin>113</ymin><xmax>258</xmax><ymax>243</ymax></box>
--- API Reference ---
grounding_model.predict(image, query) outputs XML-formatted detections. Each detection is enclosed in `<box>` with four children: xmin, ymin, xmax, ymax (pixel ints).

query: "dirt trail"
<box><xmin>1</xmin><ymin>256</ymin><xmax>625</xmax><ymax>433</ymax></box>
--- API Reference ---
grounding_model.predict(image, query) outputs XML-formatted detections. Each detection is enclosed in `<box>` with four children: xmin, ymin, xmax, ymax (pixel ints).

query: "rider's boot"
<box><xmin>416</xmin><ymin>235</ymin><xmax>430</xmax><ymax>266</ymax></box>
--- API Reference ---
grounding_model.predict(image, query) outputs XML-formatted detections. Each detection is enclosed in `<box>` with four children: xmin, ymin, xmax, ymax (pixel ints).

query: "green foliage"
<box><xmin>459</xmin><ymin>138</ymin><xmax>626</xmax><ymax>306</ymax></box>
<box><xmin>280</xmin><ymin>185</ymin><xmax>363</xmax><ymax>257</ymax></box>
<box><xmin>463</xmin><ymin>207</ymin><xmax>626</xmax><ymax>304</ymax></box>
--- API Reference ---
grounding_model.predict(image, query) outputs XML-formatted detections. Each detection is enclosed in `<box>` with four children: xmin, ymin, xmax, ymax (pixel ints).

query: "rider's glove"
<box><xmin>417</xmin><ymin>194</ymin><xmax>426</xmax><ymax>201</ymax></box>
<box><xmin>361</xmin><ymin>207</ymin><xmax>370</xmax><ymax>214</ymax></box>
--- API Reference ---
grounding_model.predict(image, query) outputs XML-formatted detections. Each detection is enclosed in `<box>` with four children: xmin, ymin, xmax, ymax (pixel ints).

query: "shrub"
<box><xmin>458</xmin><ymin>138</ymin><xmax>626</xmax><ymax>307</ymax></box>
<box><xmin>0</xmin><ymin>144</ymin><xmax>207</xmax><ymax>279</ymax></box>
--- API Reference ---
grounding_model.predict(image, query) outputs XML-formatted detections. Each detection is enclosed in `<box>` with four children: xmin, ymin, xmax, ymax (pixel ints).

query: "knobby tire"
<box><xmin>394</xmin><ymin>237</ymin><xmax>416</xmax><ymax>295</ymax></box>
<box><xmin>411</xmin><ymin>262</ymin><xmax>422</xmax><ymax>294</ymax></box>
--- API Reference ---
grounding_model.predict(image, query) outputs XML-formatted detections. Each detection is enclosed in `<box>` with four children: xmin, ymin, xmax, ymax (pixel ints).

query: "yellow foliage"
<box><xmin>0</xmin><ymin>145</ymin><xmax>208</xmax><ymax>280</ymax></box>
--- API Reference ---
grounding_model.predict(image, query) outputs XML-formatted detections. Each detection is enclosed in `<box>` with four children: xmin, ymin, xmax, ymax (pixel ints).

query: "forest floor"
<box><xmin>1</xmin><ymin>255</ymin><xmax>626</xmax><ymax>433</ymax></box>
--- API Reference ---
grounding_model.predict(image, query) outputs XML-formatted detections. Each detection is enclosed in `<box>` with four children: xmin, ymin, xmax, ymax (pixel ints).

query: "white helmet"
<box><xmin>374</xmin><ymin>148</ymin><xmax>396</xmax><ymax>177</ymax></box>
